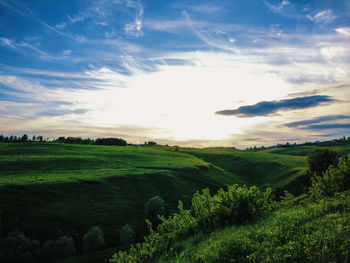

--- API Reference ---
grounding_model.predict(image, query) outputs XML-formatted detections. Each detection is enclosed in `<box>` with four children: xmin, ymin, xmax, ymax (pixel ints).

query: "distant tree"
<box><xmin>37</xmin><ymin>135</ymin><xmax>43</xmax><ymax>142</ymax></box>
<box><xmin>0</xmin><ymin>231</ymin><xmax>40</xmax><ymax>263</ymax></box>
<box><xmin>82</xmin><ymin>226</ymin><xmax>104</xmax><ymax>253</ymax></box>
<box><xmin>0</xmin><ymin>134</ymin><xmax>4</xmax><ymax>142</ymax></box>
<box><xmin>95</xmin><ymin>138</ymin><xmax>126</xmax><ymax>146</ymax></box>
<box><xmin>145</xmin><ymin>141</ymin><xmax>157</xmax><ymax>146</ymax></box>
<box><xmin>31</xmin><ymin>135</ymin><xmax>36</xmax><ymax>141</ymax></box>
<box><xmin>39</xmin><ymin>240</ymin><xmax>55</xmax><ymax>263</ymax></box>
<box><xmin>145</xmin><ymin>196</ymin><xmax>165</xmax><ymax>227</ymax></box>
<box><xmin>53</xmin><ymin>235</ymin><xmax>75</xmax><ymax>260</ymax></box>
<box><xmin>120</xmin><ymin>224</ymin><xmax>135</xmax><ymax>247</ymax></box>
<box><xmin>21</xmin><ymin>134</ymin><xmax>28</xmax><ymax>142</ymax></box>
<box><xmin>307</xmin><ymin>149</ymin><xmax>339</xmax><ymax>177</ymax></box>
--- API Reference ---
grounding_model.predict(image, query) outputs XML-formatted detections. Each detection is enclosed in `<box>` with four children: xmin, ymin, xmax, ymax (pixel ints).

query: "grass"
<box><xmin>0</xmin><ymin>143</ymin><xmax>239</xmax><ymax>254</ymax></box>
<box><xmin>1</xmin><ymin>142</ymin><xmax>350</xmax><ymax>262</ymax></box>
<box><xmin>180</xmin><ymin>148</ymin><xmax>307</xmax><ymax>190</ymax></box>
<box><xmin>156</xmin><ymin>190</ymin><xmax>350</xmax><ymax>263</ymax></box>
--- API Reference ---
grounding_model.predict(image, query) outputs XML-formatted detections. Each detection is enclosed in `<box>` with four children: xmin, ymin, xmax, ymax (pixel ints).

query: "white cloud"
<box><xmin>55</xmin><ymin>22</ymin><xmax>67</xmax><ymax>29</ymax></box>
<box><xmin>335</xmin><ymin>27</ymin><xmax>350</xmax><ymax>36</ymax></box>
<box><xmin>62</xmin><ymin>49</ymin><xmax>72</xmax><ymax>56</ymax></box>
<box><xmin>307</xmin><ymin>9</ymin><xmax>336</xmax><ymax>24</ymax></box>
<box><xmin>124</xmin><ymin>2</ymin><xmax>144</xmax><ymax>37</ymax></box>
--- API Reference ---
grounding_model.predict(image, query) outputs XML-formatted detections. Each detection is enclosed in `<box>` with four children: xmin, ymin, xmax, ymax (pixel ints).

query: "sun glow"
<box><xmin>66</xmin><ymin>52</ymin><xmax>292</xmax><ymax>142</ymax></box>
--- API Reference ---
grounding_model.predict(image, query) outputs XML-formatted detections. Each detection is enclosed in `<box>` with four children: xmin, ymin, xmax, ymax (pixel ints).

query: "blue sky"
<box><xmin>0</xmin><ymin>0</ymin><xmax>349</xmax><ymax>148</ymax></box>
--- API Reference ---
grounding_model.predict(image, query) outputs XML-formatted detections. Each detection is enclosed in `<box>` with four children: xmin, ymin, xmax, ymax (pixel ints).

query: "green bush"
<box><xmin>120</xmin><ymin>224</ymin><xmax>135</xmax><ymax>247</ymax></box>
<box><xmin>82</xmin><ymin>226</ymin><xmax>104</xmax><ymax>253</ymax></box>
<box><xmin>40</xmin><ymin>235</ymin><xmax>75</xmax><ymax>262</ymax></box>
<box><xmin>307</xmin><ymin>148</ymin><xmax>339</xmax><ymax>177</ymax></box>
<box><xmin>310</xmin><ymin>157</ymin><xmax>350</xmax><ymax>199</ymax></box>
<box><xmin>145</xmin><ymin>196</ymin><xmax>165</xmax><ymax>226</ymax></box>
<box><xmin>0</xmin><ymin>231</ymin><xmax>40</xmax><ymax>263</ymax></box>
<box><xmin>110</xmin><ymin>185</ymin><xmax>272</xmax><ymax>263</ymax></box>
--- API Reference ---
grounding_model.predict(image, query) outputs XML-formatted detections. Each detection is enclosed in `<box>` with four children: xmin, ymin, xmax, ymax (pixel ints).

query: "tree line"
<box><xmin>0</xmin><ymin>134</ymin><xmax>44</xmax><ymax>142</ymax></box>
<box><xmin>0</xmin><ymin>134</ymin><xmax>127</xmax><ymax>146</ymax></box>
<box><xmin>54</xmin><ymin>136</ymin><xmax>127</xmax><ymax>146</ymax></box>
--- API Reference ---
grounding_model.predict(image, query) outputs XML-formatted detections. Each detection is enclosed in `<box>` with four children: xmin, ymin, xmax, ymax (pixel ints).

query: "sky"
<box><xmin>0</xmin><ymin>0</ymin><xmax>349</xmax><ymax>148</ymax></box>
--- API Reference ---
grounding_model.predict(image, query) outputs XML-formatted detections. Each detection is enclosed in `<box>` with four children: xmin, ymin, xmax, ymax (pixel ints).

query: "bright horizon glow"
<box><xmin>0</xmin><ymin>0</ymin><xmax>349</xmax><ymax>148</ymax></box>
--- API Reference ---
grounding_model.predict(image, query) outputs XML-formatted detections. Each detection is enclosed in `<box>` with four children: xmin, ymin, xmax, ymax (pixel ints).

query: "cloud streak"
<box><xmin>285</xmin><ymin>115</ymin><xmax>350</xmax><ymax>128</ymax></box>
<box><xmin>215</xmin><ymin>95</ymin><xmax>336</xmax><ymax>118</ymax></box>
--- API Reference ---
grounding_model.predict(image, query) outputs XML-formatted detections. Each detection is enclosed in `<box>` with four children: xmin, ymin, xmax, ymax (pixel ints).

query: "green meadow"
<box><xmin>0</xmin><ymin>142</ymin><xmax>350</xmax><ymax>262</ymax></box>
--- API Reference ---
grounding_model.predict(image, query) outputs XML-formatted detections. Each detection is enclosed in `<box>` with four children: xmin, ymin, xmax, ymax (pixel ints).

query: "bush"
<box><xmin>120</xmin><ymin>224</ymin><xmax>135</xmax><ymax>247</ymax></box>
<box><xmin>310</xmin><ymin>157</ymin><xmax>350</xmax><ymax>199</ymax></box>
<box><xmin>307</xmin><ymin>148</ymin><xmax>339</xmax><ymax>177</ymax></box>
<box><xmin>82</xmin><ymin>226</ymin><xmax>104</xmax><ymax>253</ymax></box>
<box><xmin>145</xmin><ymin>196</ymin><xmax>165</xmax><ymax>227</ymax></box>
<box><xmin>111</xmin><ymin>185</ymin><xmax>272</xmax><ymax>263</ymax></box>
<box><xmin>40</xmin><ymin>236</ymin><xmax>75</xmax><ymax>262</ymax></box>
<box><xmin>0</xmin><ymin>231</ymin><xmax>40</xmax><ymax>263</ymax></box>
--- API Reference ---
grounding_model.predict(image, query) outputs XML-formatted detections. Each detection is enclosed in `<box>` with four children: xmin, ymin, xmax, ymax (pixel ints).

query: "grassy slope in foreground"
<box><xmin>0</xmin><ymin>143</ymin><xmax>238</xmax><ymax>248</ymax></box>
<box><xmin>157</xmin><ymin>190</ymin><xmax>350</xmax><ymax>263</ymax></box>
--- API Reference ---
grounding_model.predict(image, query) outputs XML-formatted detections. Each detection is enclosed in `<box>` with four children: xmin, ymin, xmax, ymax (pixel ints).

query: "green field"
<box><xmin>0</xmin><ymin>142</ymin><xmax>239</xmax><ymax>259</ymax></box>
<box><xmin>1</xmin><ymin>142</ymin><xmax>349</xmax><ymax>262</ymax></box>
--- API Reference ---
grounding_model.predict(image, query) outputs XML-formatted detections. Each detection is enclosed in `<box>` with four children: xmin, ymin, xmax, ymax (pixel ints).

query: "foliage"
<box><xmin>0</xmin><ymin>231</ymin><xmax>40</xmax><ymax>263</ymax></box>
<box><xmin>310</xmin><ymin>156</ymin><xmax>350</xmax><ymax>199</ymax></box>
<box><xmin>110</xmin><ymin>185</ymin><xmax>272</xmax><ymax>263</ymax></box>
<box><xmin>307</xmin><ymin>148</ymin><xmax>339</xmax><ymax>177</ymax></box>
<box><xmin>82</xmin><ymin>226</ymin><xmax>105</xmax><ymax>253</ymax></box>
<box><xmin>95</xmin><ymin>137</ymin><xmax>127</xmax><ymax>146</ymax></box>
<box><xmin>39</xmin><ymin>235</ymin><xmax>75</xmax><ymax>262</ymax></box>
<box><xmin>120</xmin><ymin>224</ymin><xmax>135</xmax><ymax>247</ymax></box>
<box><xmin>158</xmin><ymin>191</ymin><xmax>350</xmax><ymax>263</ymax></box>
<box><xmin>145</xmin><ymin>196</ymin><xmax>165</xmax><ymax>227</ymax></box>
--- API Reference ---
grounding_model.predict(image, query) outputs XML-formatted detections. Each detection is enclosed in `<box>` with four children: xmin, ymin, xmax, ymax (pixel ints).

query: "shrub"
<box><xmin>0</xmin><ymin>231</ymin><xmax>40</xmax><ymax>263</ymax></box>
<box><xmin>307</xmin><ymin>148</ymin><xmax>339</xmax><ymax>177</ymax></box>
<box><xmin>53</xmin><ymin>235</ymin><xmax>75</xmax><ymax>260</ymax></box>
<box><xmin>82</xmin><ymin>226</ymin><xmax>104</xmax><ymax>253</ymax></box>
<box><xmin>111</xmin><ymin>185</ymin><xmax>273</xmax><ymax>263</ymax></box>
<box><xmin>120</xmin><ymin>224</ymin><xmax>135</xmax><ymax>247</ymax></box>
<box><xmin>310</xmin><ymin>157</ymin><xmax>350</xmax><ymax>199</ymax></box>
<box><xmin>40</xmin><ymin>236</ymin><xmax>75</xmax><ymax>262</ymax></box>
<box><xmin>145</xmin><ymin>196</ymin><xmax>165</xmax><ymax>227</ymax></box>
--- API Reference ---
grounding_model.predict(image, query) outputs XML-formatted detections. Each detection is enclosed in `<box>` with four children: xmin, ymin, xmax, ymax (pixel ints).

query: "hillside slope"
<box><xmin>181</xmin><ymin>148</ymin><xmax>307</xmax><ymax>192</ymax></box>
<box><xmin>0</xmin><ymin>143</ymin><xmax>239</xmax><ymax>251</ymax></box>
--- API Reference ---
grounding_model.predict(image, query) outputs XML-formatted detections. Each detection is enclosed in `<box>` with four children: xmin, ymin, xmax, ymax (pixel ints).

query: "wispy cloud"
<box><xmin>335</xmin><ymin>27</ymin><xmax>350</xmax><ymax>36</ymax></box>
<box><xmin>264</xmin><ymin>0</ymin><xmax>290</xmax><ymax>13</ymax></box>
<box><xmin>182</xmin><ymin>11</ymin><xmax>239</xmax><ymax>54</ymax></box>
<box><xmin>303</xmin><ymin>123</ymin><xmax>350</xmax><ymax>130</ymax></box>
<box><xmin>189</xmin><ymin>4</ymin><xmax>222</xmax><ymax>14</ymax></box>
<box><xmin>285</xmin><ymin>115</ymin><xmax>350</xmax><ymax>128</ymax></box>
<box><xmin>124</xmin><ymin>1</ymin><xmax>144</xmax><ymax>37</ymax></box>
<box><xmin>0</xmin><ymin>37</ymin><xmax>55</xmax><ymax>60</ymax></box>
<box><xmin>215</xmin><ymin>95</ymin><xmax>336</xmax><ymax>117</ymax></box>
<box><xmin>307</xmin><ymin>9</ymin><xmax>336</xmax><ymax>24</ymax></box>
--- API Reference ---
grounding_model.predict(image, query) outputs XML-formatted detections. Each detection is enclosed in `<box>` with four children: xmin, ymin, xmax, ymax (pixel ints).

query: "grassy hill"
<box><xmin>0</xmin><ymin>143</ymin><xmax>239</xmax><ymax>258</ymax></box>
<box><xmin>1</xmin><ymin>142</ymin><xmax>349</xmax><ymax>262</ymax></box>
<box><xmin>180</xmin><ymin>148</ymin><xmax>307</xmax><ymax>194</ymax></box>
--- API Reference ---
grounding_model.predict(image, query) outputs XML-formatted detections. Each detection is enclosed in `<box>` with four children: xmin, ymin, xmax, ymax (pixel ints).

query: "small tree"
<box><xmin>145</xmin><ymin>196</ymin><xmax>165</xmax><ymax>227</ymax></box>
<box><xmin>310</xmin><ymin>157</ymin><xmax>350</xmax><ymax>199</ymax></box>
<box><xmin>21</xmin><ymin>134</ymin><xmax>28</xmax><ymax>142</ymax></box>
<box><xmin>40</xmin><ymin>236</ymin><xmax>75</xmax><ymax>262</ymax></box>
<box><xmin>120</xmin><ymin>224</ymin><xmax>135</xmax><ymax>247</ymax></box>
<box><xmin>53</xmin><ymin>235</ymin><xmax>75</xmax><ymax>260</ymax></box>
<box><xmin>0</xmin><ymin>231</ymin><xmax>40</xmax><ymax>263</ymax></box>
<box><xmin>307</xmin><ymin>149</ymin><xmax>339</xmax><ymax>177</ymax></box>
<box><xmin>82</xmin><ymin>226</ymin><xmax>104</xmax><ymax>253</ymax></box>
